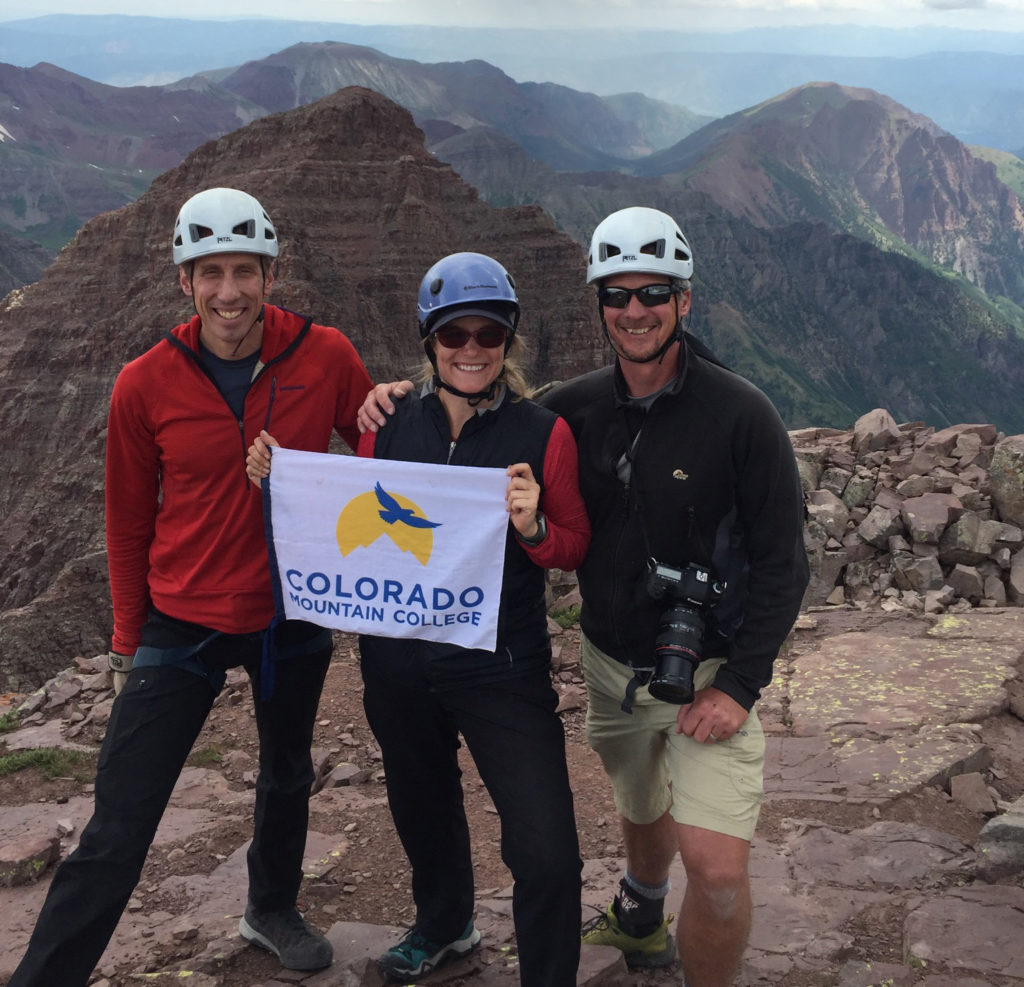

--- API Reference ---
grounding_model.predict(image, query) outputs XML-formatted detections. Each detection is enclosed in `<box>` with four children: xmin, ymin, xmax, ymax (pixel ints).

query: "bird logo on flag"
<box><xmin>374</xmin><ymin>482</ymin><xmax>442</xmax><ymax>529</ymax></box>
<box><xmin>336</xmin><ymin>483</ymin><xmax>442</xmax><ymax>565</ymax></box>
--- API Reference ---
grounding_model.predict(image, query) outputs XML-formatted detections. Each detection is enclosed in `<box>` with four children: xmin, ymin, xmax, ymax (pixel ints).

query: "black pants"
<box><xmin>361</xmin><ymin>650</ymin><xmax>582</xmax><ymax>987</ymax></box>
<box><xmin>9</xmin><ymin>612</ymin><xmax>332</xmax><ymax>987</ymax></box>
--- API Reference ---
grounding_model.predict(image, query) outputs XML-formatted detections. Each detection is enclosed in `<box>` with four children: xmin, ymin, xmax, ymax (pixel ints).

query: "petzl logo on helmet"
<box><xmin>336</xmin><ymin>482</ymin><xmax>441</xmax><ymax>565</ymax></box>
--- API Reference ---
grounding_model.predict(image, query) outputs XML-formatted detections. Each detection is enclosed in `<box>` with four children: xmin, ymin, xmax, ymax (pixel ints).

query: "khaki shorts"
<box><xmin>581</xmin><ymin>633</ymin><xmax>765</xmax><ymax>841</ymax></box>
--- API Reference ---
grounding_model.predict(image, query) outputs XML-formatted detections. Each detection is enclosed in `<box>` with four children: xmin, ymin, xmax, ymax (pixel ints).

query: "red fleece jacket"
<box><xmin>105</xmin><ymin>305</ymin><xmax>372</xmax><ymax>654</ymax></box>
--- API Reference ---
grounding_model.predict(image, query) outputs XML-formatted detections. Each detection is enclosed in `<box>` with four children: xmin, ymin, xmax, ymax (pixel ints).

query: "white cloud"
<box><xmin>922</xmin><ymin>0</ymin><xmax>987</xmax><ymax>8</ymax></box>
<box><xmin>8</xmin><ymin>0</ymin><xmax>1024</xmax><ymax>29</ymax></box>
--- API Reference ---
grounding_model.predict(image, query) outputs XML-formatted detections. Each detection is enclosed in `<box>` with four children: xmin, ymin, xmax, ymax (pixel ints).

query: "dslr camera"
<box><xmin>645</xmin><ymin>560</ymin><xmax>725</xmax><ymax>704</ymax></box>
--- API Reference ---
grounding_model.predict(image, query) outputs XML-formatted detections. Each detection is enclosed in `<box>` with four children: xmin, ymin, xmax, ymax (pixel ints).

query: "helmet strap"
<box><xmin>229</xmin><ymin>304</ymin><xmax>266</xmax><ymax>357</ymax></box>
<box><xmin>433</xmin><ymin>371</ymin><xmax>503</xmax><ymax>407</ymax></box>
<box><xmin>424</xmin><ymin>334</ymin><xmax>507</xmax><ymax>406</ymax></box>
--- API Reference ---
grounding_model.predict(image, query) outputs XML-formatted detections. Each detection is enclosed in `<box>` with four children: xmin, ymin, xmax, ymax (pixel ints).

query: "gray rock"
<box><xmin>787</xmin><ymin>820</ymin><xmax>970</xmax><ymax>889</ymax></box>
<box><xmin>949</xmin><ymin>772</ymin><xmax>996</xmax><ymax>814</ymax></box>
<box><xmin>988</xmin><ymin>434</ymin><xmax>1024</xmax><ymax>527</ymax></box>
<box><xmin>937</xmin><ymin>513</ymin><xmax>1004</xmax><ymax>565</ymax></box>
<box><xmin>853</xmin><ymin>408</ymin><xmax>901</xmax><ymax>454</ymax></box>
<box><xmin>904</xmin><ymin>885</ymin><xmax>1024</xmax><ymax>979</ymax></box>
<box><xmin>858</xmin><ymin>505</ymin><xmax>904</xmax><ymax>549</ymax></box>
<box><xmin>891</xmin><ymin>552</ymin><xmax>944</xmax><ymax>592</ymax></box>
<box><xmin>900</xmin><ymin>492</ymin><xmax>962</xmax><ymax>544</ymax></box>
<box><xmin>841</xmin><ymin>470</ymin><xmax>876</xmax><ymax>509</ymax></box>
<box><xmin>946</xmin><ymin>563</ymin><xmax>983</xmax><ymax>603</ymax></box>
<box><xmin>807</xmin><ymin>489</ymin><xmax>851</xmax><ymax>540</ymax></box>
<box><xmin>0</xmin><ymin>835</ymin><xmax>60</xmax><ymax>887</ymax></box>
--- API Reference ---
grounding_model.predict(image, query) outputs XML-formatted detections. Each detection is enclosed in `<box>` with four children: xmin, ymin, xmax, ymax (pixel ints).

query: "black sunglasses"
<box><xmin>433</xmin><ymin>325</ymin><xmax>508</xmax><ymax>349</ymax></box>
<box><xmin>598</xmin><ymin>284</ymin><xmax>676</xmax><ymax>309</ymax></box>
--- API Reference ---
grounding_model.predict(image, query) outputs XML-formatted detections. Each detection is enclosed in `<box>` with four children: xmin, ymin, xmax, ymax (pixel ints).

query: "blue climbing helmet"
<box><xmin>416</xmin><ymin>252</ymin><xmax>520</xmax><ymax>341</ymax></box>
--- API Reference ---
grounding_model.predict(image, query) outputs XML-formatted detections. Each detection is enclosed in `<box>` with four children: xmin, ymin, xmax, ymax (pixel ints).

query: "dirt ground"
<box><xmin>2</xmin><ymin>605</ymin><xmax>1021</xmax><ymax>987</ymax></box>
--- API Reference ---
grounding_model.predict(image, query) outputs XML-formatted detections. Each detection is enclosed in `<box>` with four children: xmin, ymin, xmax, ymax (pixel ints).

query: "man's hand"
<box><xmin>676</xmin><ymin>686</ymin><xmax>747</xmax><ymax>743</ymax></box>
<box><xmin>357</xmin><ymin>381</ymin><xmax>414</xmax><ymax>433</ymax></box>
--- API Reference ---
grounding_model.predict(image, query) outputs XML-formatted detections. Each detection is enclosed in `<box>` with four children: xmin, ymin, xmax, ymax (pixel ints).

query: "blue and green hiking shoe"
<box><xmin>378</xmin><ymin>920</ymin><xmax>481</xmax><ymax>981</ymax></box>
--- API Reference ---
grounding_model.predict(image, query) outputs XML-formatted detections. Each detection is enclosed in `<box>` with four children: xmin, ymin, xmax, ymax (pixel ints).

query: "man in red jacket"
<box><xmin>10</xmin><ymin>187</ymin><xmax>372</xmax><ymax>987</ymax></box>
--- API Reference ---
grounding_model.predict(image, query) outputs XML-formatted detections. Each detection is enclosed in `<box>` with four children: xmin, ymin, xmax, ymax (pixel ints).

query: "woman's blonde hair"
<box><xmin>417</xmin><ymin>332</ymin><xmax>530</xmax><ymax>402</ymax></box>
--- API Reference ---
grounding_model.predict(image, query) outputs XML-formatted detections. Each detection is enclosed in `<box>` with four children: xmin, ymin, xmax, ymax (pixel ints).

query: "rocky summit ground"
<box><xmin>1</xmin><ymin>603</ymin><xmax>1023</xmax><ymax>987</ymax></box>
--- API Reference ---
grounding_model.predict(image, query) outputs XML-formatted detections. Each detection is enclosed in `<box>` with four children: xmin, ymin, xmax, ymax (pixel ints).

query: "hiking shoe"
<box><xmin>581</xmin><ymin>903</ymin><xmax>676</xmax><ymax>969</ymax></box>
<box><xmin>378</xmin><ymin>921</ymin><xmax>481</xmax><ymax>981</ymax></box>
<box><xmin>238</xmin><ymin>905</ymin><xmax>333</xmax><ymax>971</ymax></box>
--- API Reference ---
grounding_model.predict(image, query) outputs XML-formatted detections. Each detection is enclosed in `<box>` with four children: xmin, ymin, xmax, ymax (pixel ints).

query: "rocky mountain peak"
<box><xmin>0</xmin><ymin>86</ymin><xmax>597</xmax><ymax>684</ymax></box>
<box><xmin>649</xmin><ymin>81</ymin><xmax>1024</xmax><ymax>303</ymax></box>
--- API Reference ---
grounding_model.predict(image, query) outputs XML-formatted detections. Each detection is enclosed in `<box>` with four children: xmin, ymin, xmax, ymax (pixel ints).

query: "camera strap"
<box><xmin>620</xmin><ymin>666</ymin><xmax>655</xmax><ymax>715</ymax></box>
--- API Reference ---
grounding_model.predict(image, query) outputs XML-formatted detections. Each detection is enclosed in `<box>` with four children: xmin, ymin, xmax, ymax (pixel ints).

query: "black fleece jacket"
<box><xmin>542</xmin><ymin>334</ymin><xmax>809</xmax><ymax>710</ymax></box>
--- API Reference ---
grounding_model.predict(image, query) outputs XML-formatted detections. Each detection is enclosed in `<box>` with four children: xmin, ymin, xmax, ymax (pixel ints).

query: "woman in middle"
<box><xmin>247</xmin><ymin>251</ymin><xmax>590</xmax><ymax>986</ymax></box>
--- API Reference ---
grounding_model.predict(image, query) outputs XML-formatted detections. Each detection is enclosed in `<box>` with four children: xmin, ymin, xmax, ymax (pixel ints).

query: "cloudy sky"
<box><xmin>6</xmin><ymin>0</ymin><xmax>1024</xmax><ymax>31</ymax></box>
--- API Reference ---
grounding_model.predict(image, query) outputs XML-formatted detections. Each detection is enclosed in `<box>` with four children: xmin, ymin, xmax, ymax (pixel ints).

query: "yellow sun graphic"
<box><xmin>336</xmin><ymin>484</ymin><xmax>439</xmax><ymax>566</ymax></box>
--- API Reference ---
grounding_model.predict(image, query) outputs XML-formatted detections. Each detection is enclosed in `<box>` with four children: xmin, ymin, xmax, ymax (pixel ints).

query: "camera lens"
<box><xmin>648</xmin><ymin>605</ymin><xmax>703</xmax><ymax>704</ymax></box>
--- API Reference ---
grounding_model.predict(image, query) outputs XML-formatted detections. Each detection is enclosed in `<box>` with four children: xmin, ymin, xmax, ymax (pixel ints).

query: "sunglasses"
<box><xmin>598</xmin><ymin>284</ymin><xmax>676</xmax><ymax>309</ymax></box>
<box><xmin>432</xmin><ymin>326</ymin><xmax>508</xmax><ymax>349</ymax></box>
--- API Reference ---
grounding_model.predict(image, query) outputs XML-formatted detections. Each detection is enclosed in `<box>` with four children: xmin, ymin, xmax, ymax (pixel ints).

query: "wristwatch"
<box><xmin>517</xmin><ymin>512</ymin><xmax>547</xmax><ymax>547</ymax></box>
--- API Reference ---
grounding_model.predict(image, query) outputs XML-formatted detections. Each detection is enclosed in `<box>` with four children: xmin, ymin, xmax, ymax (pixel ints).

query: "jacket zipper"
<box><xmin>612</xmin><ymin>414</ymin><xmax>643</xmax><ymax>663</ymax></box>
<box><xmin>237</xmin><ymin>367</ymin><xmax>275</xmax><ymax>490</ymax></box>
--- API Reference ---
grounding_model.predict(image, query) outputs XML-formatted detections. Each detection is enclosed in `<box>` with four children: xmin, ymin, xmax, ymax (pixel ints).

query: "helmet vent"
<box><xmin>189</xmin><ymin>223</ymin><xmax>213</xmax><ymax>244</ymax></box>
<box><xmin>430</xmin><ymin>277</ymin><xmax>444</xmax><ymax>296</ymax></box>
<box><xmin>586</xmin><ymin>207</ymin><xmax>692</xmax><ymax>283</ymax></box>
<box><xmin>172</xmin><ymin>188</ymin><xmax>278</xmax><ymax>264</ymax></box>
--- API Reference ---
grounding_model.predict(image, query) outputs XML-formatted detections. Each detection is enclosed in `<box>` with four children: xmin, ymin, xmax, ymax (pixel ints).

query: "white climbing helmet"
<box><xmin>587</xmin><ymin>206</ymin><xmax>693</xmax><ymax>284</ymax></box>
<box><xmin>172</xmin><ymin>187</ymin><xmax>279</xmax><ymax>265</ymax></box>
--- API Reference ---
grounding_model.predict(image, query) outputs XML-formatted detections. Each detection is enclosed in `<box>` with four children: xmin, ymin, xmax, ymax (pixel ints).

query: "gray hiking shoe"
<box><xmin>239</xmin><ymin>905</ymin><xmax>333</xmax><ymax>971</ymax></box>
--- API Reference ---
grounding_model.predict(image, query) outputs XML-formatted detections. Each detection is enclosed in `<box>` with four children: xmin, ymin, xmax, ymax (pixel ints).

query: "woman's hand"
<box><xmin>506</xmin><ymin>463</ymin><xmax>541</xmax><ymax>538</ymax></box>
<box><xmin>246</xmin><ymin>430</ymin><xmax>280</xmax><ymax>488</ymax></box>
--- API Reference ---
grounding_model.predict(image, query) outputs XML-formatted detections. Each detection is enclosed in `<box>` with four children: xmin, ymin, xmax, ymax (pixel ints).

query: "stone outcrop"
<box><xmin>2</xmin><ymin>607</ymin><xmax>1023</xmax><ymax>985</ymax></box>
<box><xmin>976</xmin><ymin>793</ymin><xmax>1024</xmax><ymax>882</ymax></box>
<box><xmin>654</xmin><ymin>83</ymin><xmax>1024</xmax><ymax>309</ymax></box>
<box><xmin>794</xmin><ymin>409</ymin><xmax>1024</xmax><ymax>614</ymax></box>
<box><xmin>0</xmin><ymin>86</ymin><xmax>598</xmax><ymax>690</ymax></box>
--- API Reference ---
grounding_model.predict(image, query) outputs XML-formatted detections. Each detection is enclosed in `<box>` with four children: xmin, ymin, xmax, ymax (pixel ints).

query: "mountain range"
<box><xmin>3</xmin><ymin>32</ymin><xmax>1024</xmax><ymax>676</ymax></box>
<box><xmin>0</xmin><ymin>46</ymin><xmax>705</xmax><ymax>251</ymax></box>
<box><xmin>3</xmin><ymin>34</ymin><xmax>1024</xmax><ymax>435</ymax></box>
<box><xmin>0</xmin><ymin>87</ymin><xmax>601</xmax><ymax>677</ymax></box>
<box><xmin>5</xmin><ymin>15</ymin><xmax>1024</xmax><ymax>152</ymax></box>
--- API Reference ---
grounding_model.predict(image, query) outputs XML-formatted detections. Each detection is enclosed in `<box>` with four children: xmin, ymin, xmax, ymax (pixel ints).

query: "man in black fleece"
<box><xmin>543</xmin><ymin>207</ymin><xmax>808</xmax><ymax>987</ymax></box>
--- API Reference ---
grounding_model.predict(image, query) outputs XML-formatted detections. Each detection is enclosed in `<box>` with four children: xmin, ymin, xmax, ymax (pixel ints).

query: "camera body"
<box><xmin>646</xmin><ymin>560</ymin><xmax>725</xmax><ymax>704</ymax></box>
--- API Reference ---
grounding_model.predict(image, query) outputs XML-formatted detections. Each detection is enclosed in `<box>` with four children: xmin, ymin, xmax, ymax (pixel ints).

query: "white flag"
<box><xmin>264</xmin><ymin>447</ymin><xmax>509</xmax><ymax>651</ymax></box>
